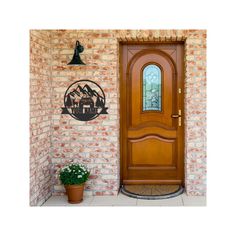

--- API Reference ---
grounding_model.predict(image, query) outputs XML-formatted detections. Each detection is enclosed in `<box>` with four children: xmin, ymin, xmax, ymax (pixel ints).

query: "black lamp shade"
<box><xmin>67</xmin><ymin>41</ymin><xmax>86</xmax><ymax>65</ymax></box>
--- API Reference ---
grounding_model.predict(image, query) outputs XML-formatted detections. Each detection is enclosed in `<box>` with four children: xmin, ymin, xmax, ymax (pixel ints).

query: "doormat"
<box><xmin>121</xmin><ymin>185</ymin><xmax>184</xmax><ymax>200</ymax></box>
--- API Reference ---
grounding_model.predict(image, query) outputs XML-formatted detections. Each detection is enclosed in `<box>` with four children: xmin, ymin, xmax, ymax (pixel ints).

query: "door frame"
<box><xmin>119</xmin><ymin>41</ymin><xmax>185</xmax><ymax>186</ymax></box>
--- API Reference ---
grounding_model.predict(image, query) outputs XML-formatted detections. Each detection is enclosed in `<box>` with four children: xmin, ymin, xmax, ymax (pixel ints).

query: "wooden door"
<box><xmin>120</xmin><ymin>43</ymin><xmax>184</xmax><ymax>185</ymax></box>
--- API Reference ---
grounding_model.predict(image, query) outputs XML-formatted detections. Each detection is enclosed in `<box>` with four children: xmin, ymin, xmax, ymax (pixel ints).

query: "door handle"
<box><xmin>171</xmin><ymin>114</ymin><xmax>180</xmax><ymax>118</ymax></box>
<box><xmin>171</xmin><ymin>110</ymin><xmax>182</xmax><ymax>126</ymax></box>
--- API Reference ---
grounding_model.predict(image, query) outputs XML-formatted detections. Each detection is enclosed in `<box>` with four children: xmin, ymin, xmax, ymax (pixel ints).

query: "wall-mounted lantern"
<box><xmin>67</xmin><ymin>41</ymin><xmax>86</xmax><ymax>65</ymax></box>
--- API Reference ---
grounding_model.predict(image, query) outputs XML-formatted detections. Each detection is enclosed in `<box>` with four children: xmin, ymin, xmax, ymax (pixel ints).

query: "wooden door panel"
<box><xmin>130</xmin><ymin>52</ymin><xmax>176</xmax><ymax>128</ymax></box>
<box><xmin>128</xmin><ymin>136</ymin><xmax>175</xmax><ymax>166</ymax></box>
<box><xmin>128</xmin><ymin>126</ymin><xmax>177</xmax><ymax>139</ymax></box>
<box><xmin>120</xmin><ymin>43</ymin><xmax>184</xmax><ymax>185</ymax></box>
<box><xmin>125</xmin><ymin>168</ymin><xmax>179</xmax><ymax>182</ymax></box>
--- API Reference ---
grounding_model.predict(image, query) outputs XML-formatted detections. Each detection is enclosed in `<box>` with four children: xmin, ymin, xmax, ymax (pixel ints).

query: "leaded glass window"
<box><xmin>143</xmin><ymin>64</ymin><xmax>162</xmax><ymax>111</ymax></box>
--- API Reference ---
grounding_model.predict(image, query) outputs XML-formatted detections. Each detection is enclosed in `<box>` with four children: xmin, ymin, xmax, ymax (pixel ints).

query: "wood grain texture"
<box><xmin>120</xmin><ymin>42</ymin><xmax>184</xmax><ymax>185</ymax></box>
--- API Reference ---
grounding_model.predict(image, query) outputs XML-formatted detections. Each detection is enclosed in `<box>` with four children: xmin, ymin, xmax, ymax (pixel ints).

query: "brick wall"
<box><xmin>184</xmin><ymin>33</ymin><xmax>207</xmax><ymax>195</ymax></box>
<box><xmin>30</xmin><ymin>30</ymin><xmax>206</xmax><ymax>205</ymax></box>
<box><xmin>30</xmin><ymin>30</ymin><xmax>52</xmax><ymax>205</ymax></box>
<box><xmin>50</xmin><ymin>30</ymin><xmax>120</xmax><ymax>196</ymax></box>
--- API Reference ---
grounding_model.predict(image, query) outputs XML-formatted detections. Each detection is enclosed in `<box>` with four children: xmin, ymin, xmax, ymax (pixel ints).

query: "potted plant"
<box><xmin>59</xmin><ymin>163</ymin><xmax>90</xmax><ymax>204</ymax></box>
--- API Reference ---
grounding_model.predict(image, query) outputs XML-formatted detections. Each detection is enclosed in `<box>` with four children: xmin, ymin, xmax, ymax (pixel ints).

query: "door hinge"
<box><xmin>178</xmin><ymin>88</ymin><xmax>182</xmax><ymax>94</ymax></box>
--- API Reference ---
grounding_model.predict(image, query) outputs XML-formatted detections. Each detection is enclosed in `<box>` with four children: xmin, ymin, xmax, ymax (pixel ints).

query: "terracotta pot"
<box><xmin>65</xmin><ymin>184</ymin><xmax>85</xmax><ymax>204</ymax></box>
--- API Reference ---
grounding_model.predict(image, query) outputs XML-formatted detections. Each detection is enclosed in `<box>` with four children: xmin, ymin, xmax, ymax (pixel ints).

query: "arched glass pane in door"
<box><xmin>143</xmin><ymin>64</ymin><xmax>162</xmax><ymax>111</ymax></box>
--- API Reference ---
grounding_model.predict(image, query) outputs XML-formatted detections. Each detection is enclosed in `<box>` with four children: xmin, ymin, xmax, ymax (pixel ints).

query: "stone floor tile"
<box><xmin>182</xmin><ymin>193</ymin><xmax>206</xmax><ymax>206</ymax></box>
<box><xmin>137</xmin><ymin>195</ymin><xmax>183</xmax><ymax>206</ymax></box>
<box><xmin>42</xmin><ymin>193</ymin><xmax>208</xmax><ymax>207</ymax></box>
<box><xmin>89</xmin><ymin>196</ymin><xmax>119</xmax><ymax>206</ymax></box>
<box><xmin>42</xmin><ymin>195</ymin><xmax>94</xmax><ymax>206</ymax></box>
<box><xmin>114</xmin><ymin>193</ymin><xmax>137</xmax><ymax>206</ymax></box>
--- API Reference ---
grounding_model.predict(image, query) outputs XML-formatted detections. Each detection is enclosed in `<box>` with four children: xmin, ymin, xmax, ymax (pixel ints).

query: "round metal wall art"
<box><xmin>61</xmin><ymin>80</ymin><xmax>108</xmax><ymax>121</ymax></box>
